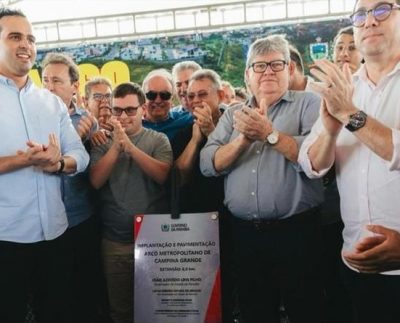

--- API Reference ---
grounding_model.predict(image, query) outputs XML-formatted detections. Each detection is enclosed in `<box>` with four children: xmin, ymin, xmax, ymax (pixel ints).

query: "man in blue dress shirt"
<box><xmin>200</xmin><ymin>35</ymin><xmax>324</xmax><ymax>323</ymax></box>
<box><xmin>0</xmin><ymin>9</ymin><xmax>89</xmax><ymax>322</ymax></box>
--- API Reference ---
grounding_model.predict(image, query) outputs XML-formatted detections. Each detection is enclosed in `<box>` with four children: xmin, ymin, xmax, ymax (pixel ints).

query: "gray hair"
<box><xmin>142</xmin><ymin>68</ymin><xmax>174</xmax><ymax>93</ymax></box>
<box><xmin>84</xmin><ymin>76</ymin><xmax>112</xmax><ymax>98</ymax></box>
<box><xmin>172</xmin><ymin>61</ymin><xmax>201</xmax><ymax>80</ymax></box>
<box><xmin>221</xmin><ymin>80</ymin><xmax>234</xmax><ymax>93</ymax></box>
<box><xmin>189</xmin><ymin>69</ymin><xmax>222</xmax><ymax>91</ymax></box>
<box><xmin>246</xmin><ymin>35</ymin><xmax>290</xmax><ymax>68</ymax></box>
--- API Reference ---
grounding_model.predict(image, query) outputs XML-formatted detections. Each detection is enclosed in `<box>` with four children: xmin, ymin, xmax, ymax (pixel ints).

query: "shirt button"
<box><xmin>252</xmin><ymin>169</ymin><xmax>256</xmax><ymax>173</ymax></box>
<box><xmin>256</xmin><ymin>150</ymin><xmax>260</xmax><ymax>154</ymax></box>
<box><xmin>251</xmin><ymin>192</ymin><xmax>255</xmax><ymax>196</ymax></box>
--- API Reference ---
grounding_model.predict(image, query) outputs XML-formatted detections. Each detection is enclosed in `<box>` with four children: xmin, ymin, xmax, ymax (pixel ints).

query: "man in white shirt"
<box><xmin>298</xmin><ymin>1</ymin><xmax>400</xmax><ymax>321</ymax></box>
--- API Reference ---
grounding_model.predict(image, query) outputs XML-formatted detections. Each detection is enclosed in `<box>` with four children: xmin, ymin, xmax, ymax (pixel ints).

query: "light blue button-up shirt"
<box><xmin>200</xmin><ymin>91</ymin><xmax>323</xmax><ymax>220</ymax></box>
<box><xmin>0</xmin><ymin>76</ymin><xmax>89</xmax><ymax>243</ymax></box>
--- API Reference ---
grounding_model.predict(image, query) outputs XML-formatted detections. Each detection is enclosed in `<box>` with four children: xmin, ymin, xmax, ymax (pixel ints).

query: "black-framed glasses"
<box><xmin>145</xmin><ymin>91</ymin><xmax>172</xmax><ymax>101</ymax></box>
<box><xmin>187</xmin><ymin>90</ymin><xmax>210</xmax><ymax>102</ymax></box>
<box><xmin>350</xmin><ymin>2</ymin><xmax>400</xmax><ymax>27</ymax></box>
<box><xmin>92</xmin><ymin>93</ymin><xmax>112</xmax><ymax>102</ymax></box>
<box><xmin>249</xmin><ymin>60</ymin><xmax>287</xmax><ymax>73</ymax></box>
<box><xmin>111</xmin><ymin>106</ymin><xmax>140</xmax><ymax>117</ymax></box>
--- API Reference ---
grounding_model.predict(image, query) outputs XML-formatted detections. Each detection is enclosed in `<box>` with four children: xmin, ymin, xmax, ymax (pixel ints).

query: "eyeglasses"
<box><xmin>145</xmin><ymin>91</ymin><xmax>172</xmax><ymax>101</ymax></box>
<box><xmin>92</xmin><ymin>93</ymin><xmax>112</xmax><ymax>102</ymax></box>
<box><xmin>187</xmin><ymin>91</ymin><xmax>210</xmax><ymax>101</ymax></box>
<box><xmin>249</xmin><ymin>60</ymin><xmax>287</xmax><ymax>73</ymax></box>
<box><xmin>350</xmin><ymin>2</ymin><xmax>400</xmax><ymax>28</ymax></box>
<box><xmin>111</xmin><ymin>106</ymin><xmax>140</xmax><ymax>117</ymax></box>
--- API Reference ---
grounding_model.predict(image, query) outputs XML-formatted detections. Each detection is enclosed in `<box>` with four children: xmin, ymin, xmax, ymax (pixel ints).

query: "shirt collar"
<box><xmin>354</xmin><ymin>61</ymin><xmax>400</xmax><ymax>85</ymax></box>
<box><xmin>0</xmin><ymin>74</ymin><xmax>33</xmax><ymax>90</ymax></box>
<box><xmin>248</xmin><ymin>90</ymin><xmax>294</xmax><ymax>108</ymax></box>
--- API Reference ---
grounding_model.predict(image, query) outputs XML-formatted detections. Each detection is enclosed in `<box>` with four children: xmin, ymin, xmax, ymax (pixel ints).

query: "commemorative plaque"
<box><xmin>134</xmin><ymin>212</ymin><xmax>221</xmax><ymax>323</ymax></box>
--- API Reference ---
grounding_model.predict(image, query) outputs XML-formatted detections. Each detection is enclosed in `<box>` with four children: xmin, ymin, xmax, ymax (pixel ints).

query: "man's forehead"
<box><xmin>0</xmin><ymin>15</ymin><xmax>32</xmax><ymax>34</ymax></box>
<box><xmin>113</xmin><ymin>94</ymin><xmax>140</xmax><ymax>105</ymax></box>
<box><xmin>90</xmin><ymin>84</ymin><xmax>111</xmax><ymax>93</ymax></box>
<box><xmin>148</xmin><ymin>76</ymin><xmax>172</xmax><ymax>90</ymax></box>
<box><xmin>188</xmin><ymin>78</ymin><xmax>213</xmax><ymax>92</ymax></box>
<box><xmin>43</xmin><ymin>63</ymin><xmax>68</xmax><ymax>74</ymax></box>
<box><xmin>355</xmin><ymin>0</ymin><xmax>378</xmax><ymax>9</ymax></box>
<box><xmin>255</xmin><ymin>51</ymin><xmax>283</xmax><ymax>59</ymax></box>
<box><xmin>176</xmin><ymin>69</ymin><xmax>194</xmax><ymax>81</ymax></box>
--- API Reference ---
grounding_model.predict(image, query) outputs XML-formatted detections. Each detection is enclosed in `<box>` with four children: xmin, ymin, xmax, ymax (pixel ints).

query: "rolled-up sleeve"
<box><xmin>60</xmin><ymin>106</ymin><xmax>89</xmax><ymax>174</ymax></box>
<box><xmin>388</xmin><ymin>128</ymin><xmax>400</xmax><ymax>171</ymax></box>
<box><xmin>298</xmin><ymin>117</ymin><xmax>331</xmax><ymax>179</ymax></box>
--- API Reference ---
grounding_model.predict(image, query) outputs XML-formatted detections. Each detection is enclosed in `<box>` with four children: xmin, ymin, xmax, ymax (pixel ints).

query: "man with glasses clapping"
<box><xmin>299</xmin><ymin>0</ymin><xmax>400</xmax><ymax>321</ymax></box>
<box><xmin>90</xmin><ymin>82</ymin><xmax>172</xmax><ymax>323</ymax></box>
<box><xmin>200</xmin><ymin>34</ymin><xmax>324</xmax><ymax>323</ymax></box>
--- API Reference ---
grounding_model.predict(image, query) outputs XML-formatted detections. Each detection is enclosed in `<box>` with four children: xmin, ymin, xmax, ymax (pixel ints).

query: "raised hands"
<box><xmin>319</xmin><ymin>98</ymin><xmax>343</xmax><ymax>138</ymax></box>
<box><xmin>193</xmin><ymin>102</ymin><xmax>215</xmax><ymax>137</ymax></box>
<box><xmin>77</xmin><ymin>114</ymin><xmax>97</xmax><ymax>140</ymax></box>
<box><xmin>24</xmin><ymin>133</ymin><xmax>61</xmax><ymax>172</ymax></box>
<box><xmin>91</xmin><ymin>114</ymin><xmax>113</xmax><ymax>147</ymax></box>
<box><xmin>233</xmin><ymin>98</ymin><xmax>272</xmax><ymax>141</ymax></box>
<box><xmin>310</xmin><ymin>60</ymin><xmax>357</xmax><ymax>124</ymax></box>
<box><xmin>110</xmin><ymin>119</ymin><xmax>133</xmax><ymax>154</ymax></box>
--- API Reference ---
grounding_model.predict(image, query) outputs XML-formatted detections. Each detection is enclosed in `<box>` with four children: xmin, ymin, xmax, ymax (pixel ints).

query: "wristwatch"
<box><xmin>345</xmin><ymin>110</ymin><xmax>367</xmax><ymax>132</ymax></box>
<box><xmin>265</xmin><ymin>130</ymin><xmax>279</xmax><ymax>145</ymax></box>
<box><xmin>54</xmin><ymin>158</ymin><xmax>65</xmax><ymax>175</ymax></box>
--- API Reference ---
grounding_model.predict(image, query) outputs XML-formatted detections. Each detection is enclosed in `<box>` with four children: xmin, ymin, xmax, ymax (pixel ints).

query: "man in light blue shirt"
<box><xmin>200</xmin><ymin>35</ymin><xmax>324</xmax><ymax>322</ymax></box>
<box><xmin>0</xmin><ymin>8</ymin><xmax>89</xmax><ymax>322</ymax></box>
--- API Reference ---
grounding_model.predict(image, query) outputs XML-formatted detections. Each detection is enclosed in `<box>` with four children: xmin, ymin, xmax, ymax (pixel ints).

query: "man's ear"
<box><xmin>288</xmin><ymin>60</ymin><xmax>295</xmax><ymax>77</ymax></box>
<box><xmin>217</xmin><ymin>89</ymin><xmax>225</xmax><ymax>103</ymax></box>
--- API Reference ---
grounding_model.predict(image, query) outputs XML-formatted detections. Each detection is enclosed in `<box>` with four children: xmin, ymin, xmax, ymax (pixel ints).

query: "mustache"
<box><xmin>148</xmin><ymin>102</ymin><xmax>169</xmax><ymax>108</ymax></box>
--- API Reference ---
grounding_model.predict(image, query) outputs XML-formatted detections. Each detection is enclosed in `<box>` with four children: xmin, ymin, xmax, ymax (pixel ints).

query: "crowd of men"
<box><xmin>1</xmin><ymin>0</ymin><xmax>400</xmax><ymax>322</ymax></box>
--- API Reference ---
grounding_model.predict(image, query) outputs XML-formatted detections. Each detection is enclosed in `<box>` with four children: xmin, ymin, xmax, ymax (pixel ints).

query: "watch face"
<box><xmin>346</xmin><ymin>111</ymin><xmax>367</xmax><ymax>132</ymax></box>
<box><xmin>350</xmin><ymin>115</ymin><xmax>365</xmax><ymax>127</ymax></box>
<box><xmin>267</xmin><ymin>131</ymin><xmax>279</xmax><ymax>145</ymax></box>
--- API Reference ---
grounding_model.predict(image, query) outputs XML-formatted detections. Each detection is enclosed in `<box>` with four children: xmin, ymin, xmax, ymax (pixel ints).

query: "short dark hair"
<box><xmin>289</xmin><ymin>45</ymin><xmax>304</xmax><ymax>74</ymax></box>
<box><xmin>112</xmin><ymin>82</ymin><xmax>145</xmax><ymax>105</ymax></box>
<box><xmin>234</xmin><ymin>87</ymin><xmax>248</xmax><ymax>101</ymax></box>
<box><xmin>0</xmin><ymin>8</ymin><xmax>26</xmax><ymax>33</ymax></box>
<box><xmin>333</xmin><ymin>26</ymin><xmax>354</xmax><ymax>45</ymax></box>
<box><xmin>42</xmin><ymin>52</ymin><xmax>79</xmax><ymax>83</ymax></box>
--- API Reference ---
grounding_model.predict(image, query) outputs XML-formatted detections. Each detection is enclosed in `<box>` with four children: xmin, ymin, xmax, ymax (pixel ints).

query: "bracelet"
<box><xmin>55</xmin><ymin>158</ymin><xmax>65</xmax><ymax>175</ymax></box>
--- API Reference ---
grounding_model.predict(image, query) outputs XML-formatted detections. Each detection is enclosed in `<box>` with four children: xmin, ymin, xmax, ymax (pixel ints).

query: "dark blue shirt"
<box><xmin>142</xmin><ymin>110</ymin><xmax>193</xmax><ymax>141</ymax></box>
